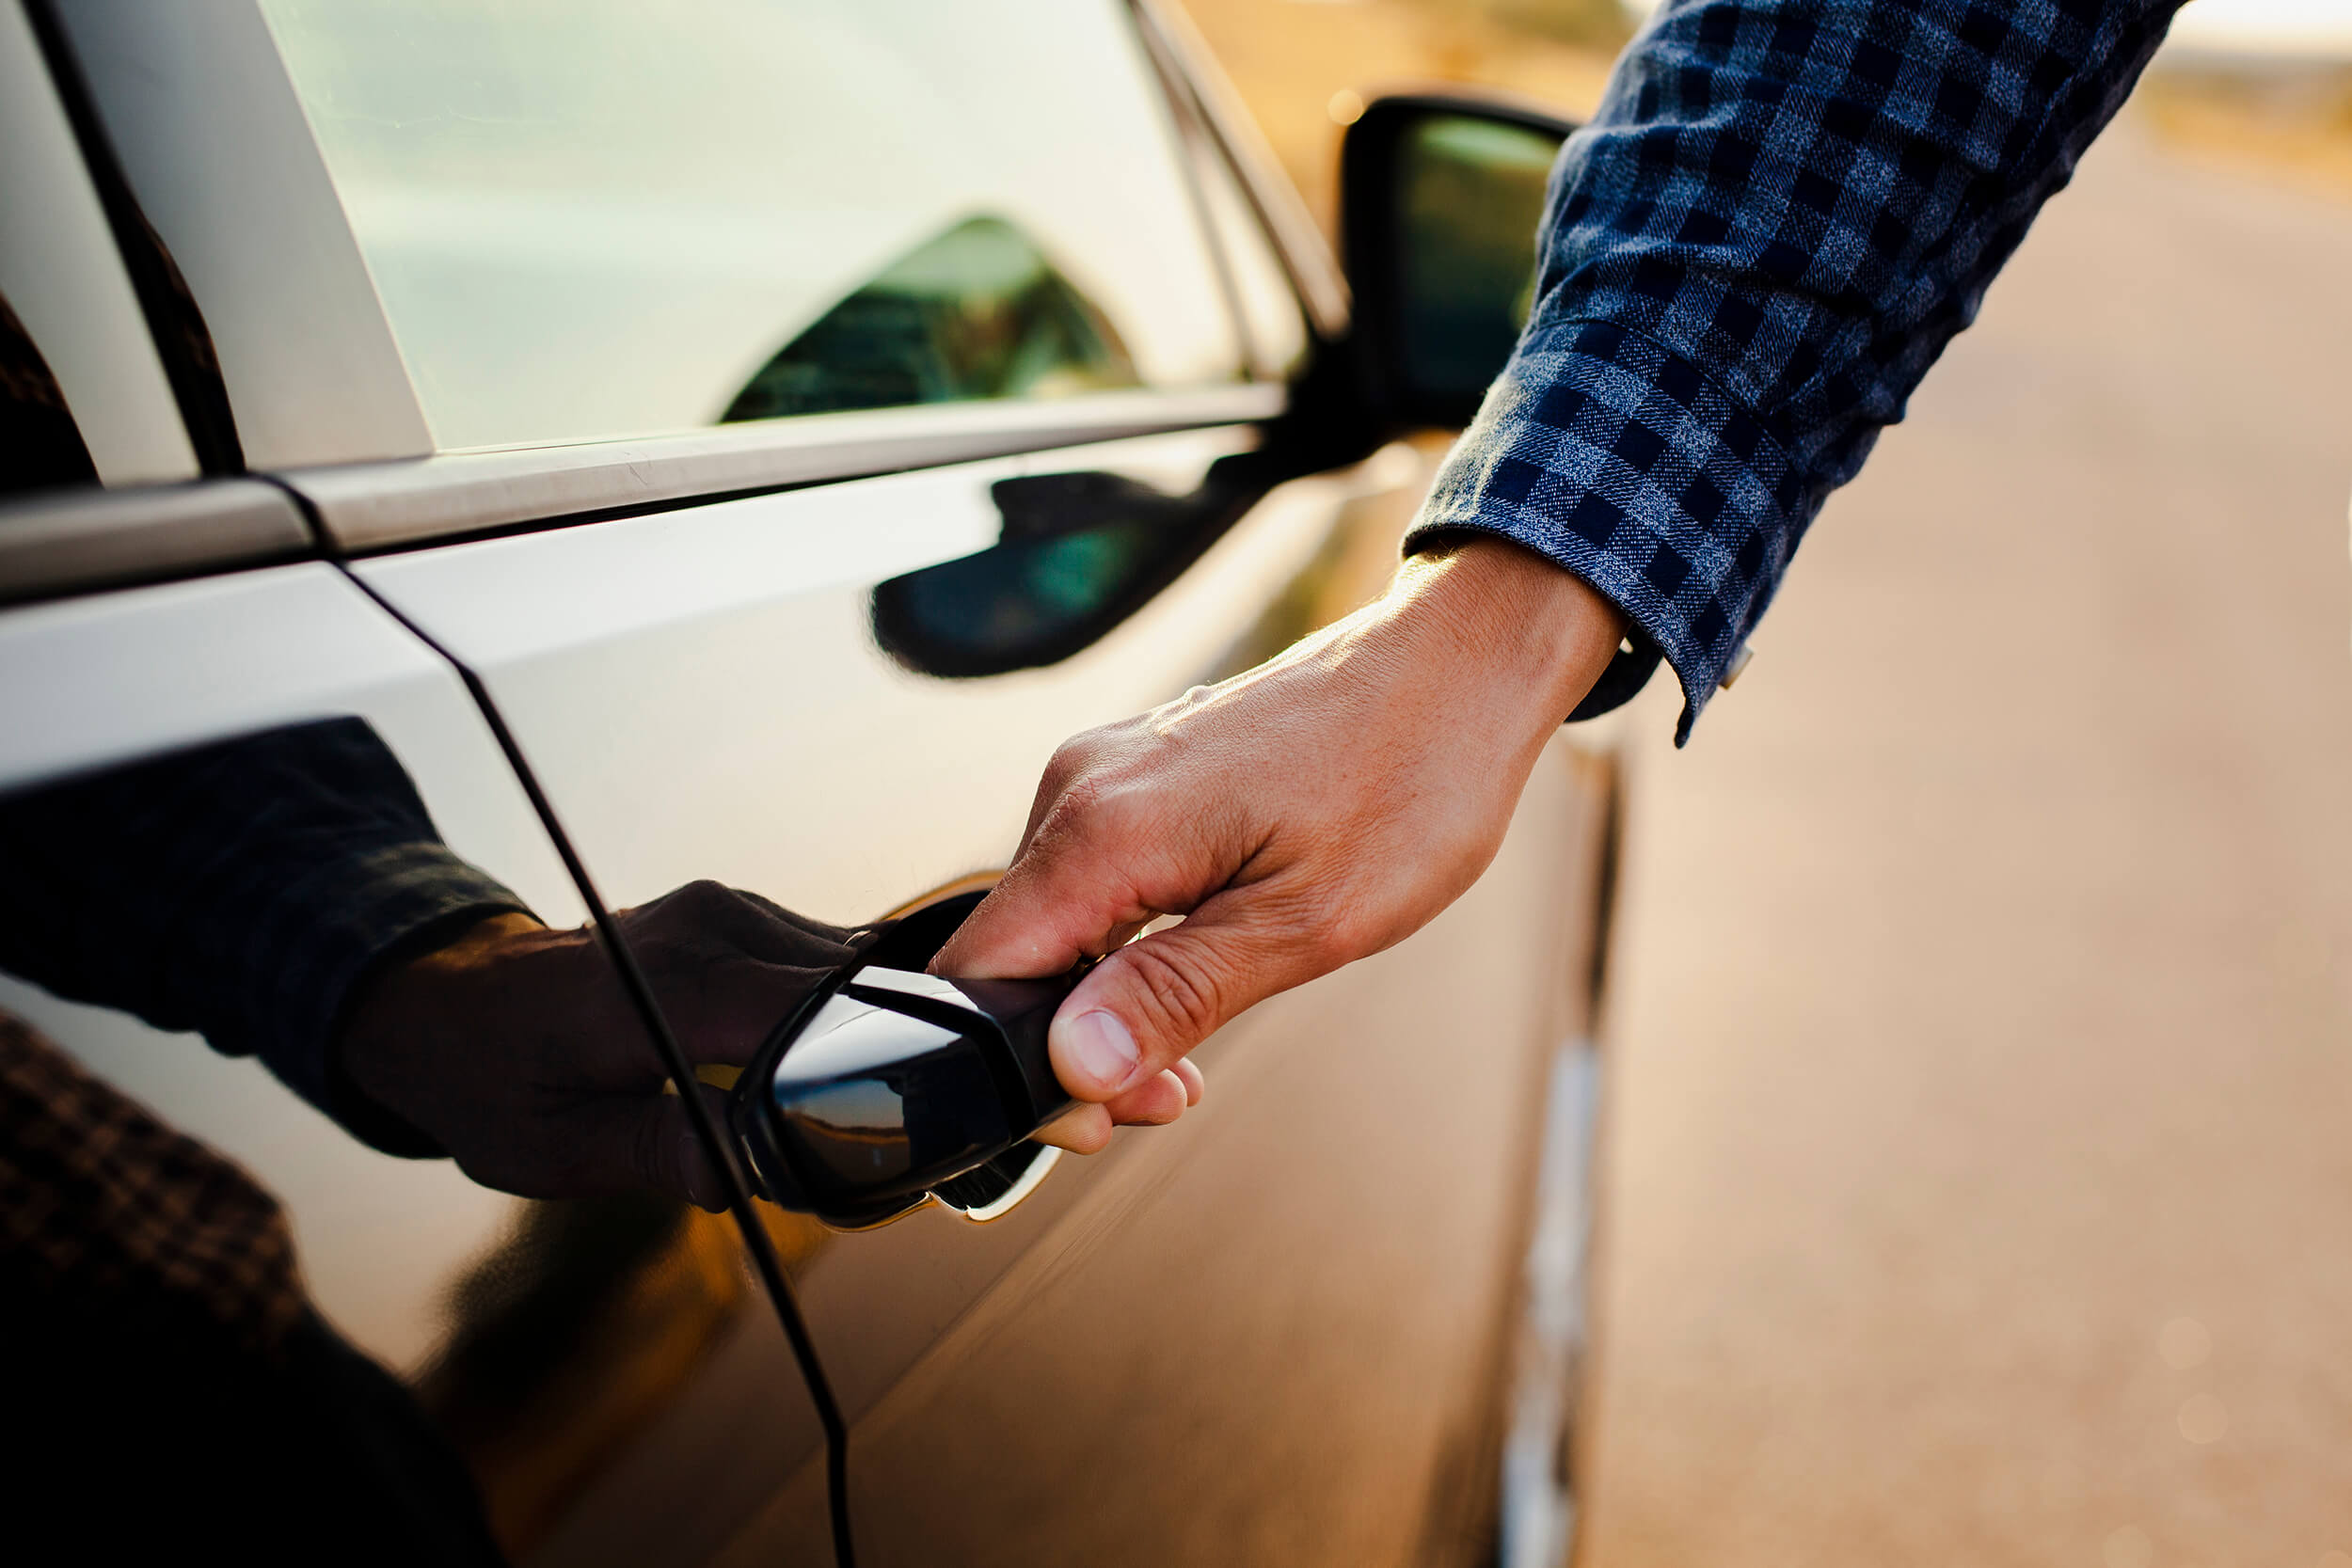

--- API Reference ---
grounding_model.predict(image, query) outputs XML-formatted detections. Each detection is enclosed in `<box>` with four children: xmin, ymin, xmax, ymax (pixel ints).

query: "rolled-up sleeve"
<box><xmin>1407</xmin><ymin>0</ymin><xmax>2183</xmax><ymax>740</ymax></box>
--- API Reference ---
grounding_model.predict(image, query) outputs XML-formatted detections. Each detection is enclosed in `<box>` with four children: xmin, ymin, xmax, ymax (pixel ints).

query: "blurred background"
<box><xmin>1174</xmin><ymin>0</ymin><xmax>2352</xmax><ymax>1563</ymax></box>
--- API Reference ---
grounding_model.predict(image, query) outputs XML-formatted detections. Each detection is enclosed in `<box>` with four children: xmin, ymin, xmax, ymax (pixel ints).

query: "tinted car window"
<box><xmin>721</xmin><ymin>215</ymin><xmax>1140</xmax><ymax>423</ymax></box>
<box><xmin>256</xmin><ymin>0</ymin><xmax>1243</xmax><ymax>451</ymax></box>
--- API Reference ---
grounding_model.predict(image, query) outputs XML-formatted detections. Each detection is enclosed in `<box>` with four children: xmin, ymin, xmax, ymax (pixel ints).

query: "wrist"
<box><xmin>336</xmin><ymin>908</ymin><xmax>543</xmax><ymax>1112</ymax></box>
<box><xmin>1398</xmin><ymin>534</ymin><xmax>1629</xmax><ymax>728</ymax></box>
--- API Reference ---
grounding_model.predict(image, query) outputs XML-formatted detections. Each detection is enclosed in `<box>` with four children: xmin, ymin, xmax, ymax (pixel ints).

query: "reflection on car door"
<box><xmin>0</xmin><ymin>556</ymin><xmax>835</xmax><ymax>1568</ymax></box>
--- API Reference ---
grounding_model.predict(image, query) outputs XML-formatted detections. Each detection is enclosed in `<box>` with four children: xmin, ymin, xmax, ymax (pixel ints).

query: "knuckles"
<box><xmin>1033</xmin><ymin>722</ymin><xmax>1203</xmax><ymax>855</ymax></box>
<box><xmin>1038</xmin><ymin>733</ymin><xmax>1098</xmax><ymax>797</ymax></box>
<box><xmin>1032</xmin><ymin>764</ymin><xmax>1152</xmax><ymax>856</ymax></box>
<box><xmin>1111</xmin><ymin>940</ymin><xmax>1227</xmax><ymax>1053</ymax></box>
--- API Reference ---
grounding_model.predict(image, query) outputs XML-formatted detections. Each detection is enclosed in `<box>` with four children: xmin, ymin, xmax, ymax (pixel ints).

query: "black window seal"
<box><xmin>20</xmin><ymin>0</ymin><xmax>246</xmax><ymax>477</ymax></box>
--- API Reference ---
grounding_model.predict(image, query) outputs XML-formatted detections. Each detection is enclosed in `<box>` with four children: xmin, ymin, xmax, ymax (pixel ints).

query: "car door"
<box><xmin>48</xmin><ymin>0</ymin><xmax>1618</xmax><ymax>1562</ymax></box>
<box><xmin>355</xmin><ymin>446</ymin><xmax>1613</xmax><ymax>1568</ymax></box>
<box><xmin>3</xmin><ymin>8</ymin><xmax>840</xmax><ymax>1563</ymax></box>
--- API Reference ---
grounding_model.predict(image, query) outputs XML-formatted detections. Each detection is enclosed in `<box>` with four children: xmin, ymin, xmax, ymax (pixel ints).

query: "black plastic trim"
<box><xmin>1340</xmin><ymin>88</ymin><xmax>1581</xmax><ymax>433</ymax></box>
<box><xmin>20</xmin><ymin>0</ymin><xmax>245</xmax><ymax>474</ymax></box>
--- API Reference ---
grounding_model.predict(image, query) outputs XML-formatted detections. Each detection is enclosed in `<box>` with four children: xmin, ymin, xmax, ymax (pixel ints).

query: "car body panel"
<box><xmin>818</xmin><ymin>739</ymin><xmax>1609</xmax><ymax>1568</ymax></box>
<box><xmin>350</xmin><ymin>420</ymin><xmax>1604</xmax><ymax>1556</ymax></box>
<box><xmin>347</xmin><ymin>428</ymin><xmax>1353</xmax><ymax>927</ymax></box>
<box><xmin>0</xmin><ymin>559</ymin><xmax>837</xmax><ymax>1564</ymax></box>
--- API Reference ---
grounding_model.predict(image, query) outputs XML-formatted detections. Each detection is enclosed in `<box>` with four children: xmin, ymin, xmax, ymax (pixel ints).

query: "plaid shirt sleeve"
<box><xmin>0</xmin><ymin>719</ymin><xmax>529</xmax><ymax>1155</ymax></box>
<box><xmin>1407</xmin><ymin>0</ymin><xmax>2185</xmax><ymax>740</ymax></box>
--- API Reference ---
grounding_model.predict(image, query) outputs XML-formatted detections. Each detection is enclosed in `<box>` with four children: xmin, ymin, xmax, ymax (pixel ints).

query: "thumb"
<box><xmin>1045</xmin><ymin>891</ymin><xmax>1320</xmax><ymax>1101</ymax></box>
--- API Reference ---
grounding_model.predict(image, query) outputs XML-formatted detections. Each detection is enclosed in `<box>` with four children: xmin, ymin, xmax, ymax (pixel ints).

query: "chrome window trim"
<box><xmin>1133</xmin><ymin>0</ymin><xmax>1352</xmax><ymax>343</ymax></box>
<box><xmin>285</xmin><ymin>385</ymin><xmax>1289</xmax><ymax>554</ymax></box>
<box><xmin>0</xmin><ymin>481</ymin><xmax>312</xmax><ymax>607</ymax></box>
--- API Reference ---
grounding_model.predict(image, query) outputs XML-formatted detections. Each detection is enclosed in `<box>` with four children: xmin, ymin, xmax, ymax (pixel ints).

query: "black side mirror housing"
<box><xmin>1329</xmin><ymin>90</ymin><xmax>1662</xmax><ymax>720</ymax></box>
<box><xmin>1339</xmin><ymin>90</ymin><xmax>1579</xmax><ymax>433</ymax></box>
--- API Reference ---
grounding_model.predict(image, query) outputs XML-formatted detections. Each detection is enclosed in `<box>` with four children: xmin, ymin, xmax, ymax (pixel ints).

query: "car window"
<box><xmin>255</xmin><ymin>0</ymin><xmax>1245</xmax><ymax>452</ymax></box>
<box><xmin>721</xmin><ymin>215</ymin><xmax>1141</xmax><ymax>422</ymax></box>
<box><xmin>1185</xmin><ymin>135</ymin><xmax>1311</xmax><ymax>383</ymax></box>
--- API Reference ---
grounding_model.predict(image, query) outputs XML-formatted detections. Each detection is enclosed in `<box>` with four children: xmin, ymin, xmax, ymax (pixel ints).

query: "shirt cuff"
<box><xmin>1405</xmin><ymin>317</ymin><xmax>1805</xmax><ymax>744</ymax></box>
<box><xmin>261</xmin><ymin>842</ymin><xmax>528</xmax><ymax>1157</ymax></box>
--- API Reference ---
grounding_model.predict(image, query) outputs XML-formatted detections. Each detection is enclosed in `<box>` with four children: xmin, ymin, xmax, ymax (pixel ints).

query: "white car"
<box><xmin>0</xmin><ymin>3</ymin><xmax>1629</xmax><ymax>1563</ymax></box>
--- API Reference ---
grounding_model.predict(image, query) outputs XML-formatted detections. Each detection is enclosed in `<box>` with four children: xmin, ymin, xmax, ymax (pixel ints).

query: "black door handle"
<box><xmin>730</xmin><ymin>963</ymin><xmax>1080</xmax><ymax>1229</ymax></box>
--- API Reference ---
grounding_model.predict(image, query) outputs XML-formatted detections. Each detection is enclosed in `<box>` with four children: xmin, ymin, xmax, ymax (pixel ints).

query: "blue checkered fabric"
<box><xmin>1409</xmin><ymin>0</ymin><xmax>2185</xmax><ymax>740</ymax></box>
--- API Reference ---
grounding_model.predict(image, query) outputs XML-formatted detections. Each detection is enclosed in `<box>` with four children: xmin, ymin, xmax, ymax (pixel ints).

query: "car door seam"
<box><xmin>261</xmin><ymin>469</ymin><xmax>859</xmax><ymax>1568</ymax></box>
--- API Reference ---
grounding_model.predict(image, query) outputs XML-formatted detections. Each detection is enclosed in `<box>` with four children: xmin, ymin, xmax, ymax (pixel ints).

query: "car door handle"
<box><xmin>729</xmin><ymin>962</ymin><xmax>1080</xmax><ymax>1229</ymax></box>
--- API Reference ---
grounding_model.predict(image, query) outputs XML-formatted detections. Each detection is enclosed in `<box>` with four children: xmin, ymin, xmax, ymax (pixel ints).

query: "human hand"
<box><xmin>336</xmin><ymin>880</ymin><xmax>859</xmax><ymax>1211</ymax></box>
<box><xmin>932</xmin><ymin>536</ymin><xmax>1628</xmax><ymax>1153</ymax></box>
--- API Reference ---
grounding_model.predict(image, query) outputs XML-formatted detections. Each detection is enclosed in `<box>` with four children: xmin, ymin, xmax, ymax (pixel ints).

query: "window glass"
<box><xmin>256</xmin><ymin>0</ymin><xmax>1244</xmax><ymax>451</ymax></box>
<box><xmin>1187</xmin><ymin>136</ymin><xmax>1311</xmax><ymax>382</ymax></box>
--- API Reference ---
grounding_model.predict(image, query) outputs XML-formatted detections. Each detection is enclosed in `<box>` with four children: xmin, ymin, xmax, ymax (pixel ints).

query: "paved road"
<box><xmin>1584</xmin><ymin>122</ymin><xmax>2352</xmax><ymax>1566</ymax></box>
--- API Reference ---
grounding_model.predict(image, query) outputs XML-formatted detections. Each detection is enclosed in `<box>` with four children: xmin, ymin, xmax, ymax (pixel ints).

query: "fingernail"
<box><xmin>1061</xmin><ymin>1008</ymin><xmax>1140</xmax><ymax>1094</ymax></box>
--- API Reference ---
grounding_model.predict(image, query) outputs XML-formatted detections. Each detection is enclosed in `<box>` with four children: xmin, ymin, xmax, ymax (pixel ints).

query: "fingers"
<box><xmin>930</xmin><ymin>745</ymin><xmax>1208</xmax><ymax>981</ymax></box>
<box><xmin>1170</xmin><ymin>1055</ymin><xmax>1206</xmax><ymax>1106</ymax></box>
<box><xmin>1035</xmin><ymin>1101</ymin><xmax>1113</xmax><ymax>1154</ymax></box>
<box><xmin>1033</xmin><ymin>1064</ymin><xmax>1197</xmax><ymax>1152</ymax></box>
<box><xmin>930</xmin><ymin>855</ymin><xmax>1148</xmax><ymax>981</ymax></box>
<box><xmin>1103</xmin><ymin>1065</ymin><xmax>1195</xmax><ymax>1126</ymax></box>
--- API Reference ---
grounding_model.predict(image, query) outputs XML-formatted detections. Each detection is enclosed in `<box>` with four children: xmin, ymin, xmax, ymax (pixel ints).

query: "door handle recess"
<box><xmin>729</xmin><ymin>963</ymin><xmax>1079</xmax><ymax>1230</ymax></box>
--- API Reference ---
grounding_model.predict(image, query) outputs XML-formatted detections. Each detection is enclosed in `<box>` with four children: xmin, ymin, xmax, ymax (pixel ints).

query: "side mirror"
<box><xmin>1335</xmin><ymin>92</ymin><xmax>1662</xmax><ymax>720</ymax></box>
<box><xmin>1340</xmin><ymin>92</ymin><xmax>1577</xmax><ymax>432</ymax></box>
